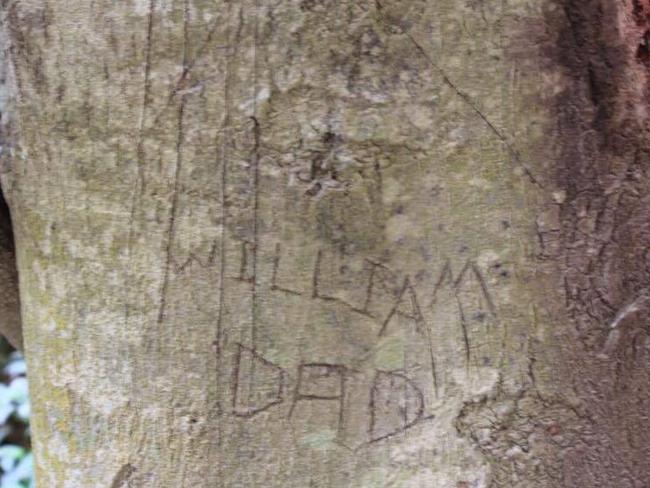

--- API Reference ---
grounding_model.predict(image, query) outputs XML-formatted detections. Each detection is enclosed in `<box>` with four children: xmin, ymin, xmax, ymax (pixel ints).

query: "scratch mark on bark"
<box><xmin>214</xmin><ymin>38</ymin><xmax>233</xmax><ymax>445</ymax></box>
<box><xmin>406</xmin><ymin>33</ymin><xmax>542</xmax><ymax>187</ymax></box>
<box><xmin>155</xmin><ymin>99</ymin><xmax>186</xmax><ymax>328</ymax></box>
<box><xmin>169</xmin><ymin>10</ymin><xmax>221</xmax><ymax>99</ymax></box>
<box><xmin>271</xmin><ymin>243</ymin><xmax>302</xmax><ymax>296</ymax></box>
<box><xmin>312</xmin><ymin>249</ymin><xmax>323</xmax><ymax>299</ymax></box>
<box><xmin>249</xmin><ymin>122</ymin><xmax>260</xmax><ymax>334</ymax></box>
<box><xmin>155</xmin><ymin>1</ymin><xmax>190</xmax><ymax>329</ymax></box>
<box><xmin>171</xmin><ymin>239</ymin><xmax>218</xmax><ymax>273</ymax></box>
<box><xmin>424</xmin><ymin>313</ymin><xmax>440</xmax><ymax>398</ymax></box>
<box><xmin>246</xmin><ymin>0</ymin><xmax>262</xmax><ymax>413</ymax></box>
<box><xmin>455</xmin><ymin>261</ymin><xmax>498</xmax><ymax>320</ymax></box>
<box><xmin>147</xmin><ymin>7</ymin><xmax>232</xmax><ymax>131</ymax></box>
<box><xmin>456</xmin><ymin>294</ymin><xmax>472</xmax><ymax>364</ymax></box>
<box><xmin>137</xmin><ymin>0</ymin><xmax>155</xmax><ymax>191</ymax></box>
<box><xmin>374</xmin><ymin>0</ymin><xmax>541</xmax><ymax>187</ymax></box>
<box><xmin>208</xmin><ymin>7</ymin><xmax>243</xmax><ymax>477</ymax></box>
<box><xmin>123</xmin><ymin>0</ymin><xmax>156</xmax><ymax>329</ymax></box>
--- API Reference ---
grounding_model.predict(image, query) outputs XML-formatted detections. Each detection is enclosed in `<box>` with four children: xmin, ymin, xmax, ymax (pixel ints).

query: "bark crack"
<box><xmin>155</xmin><ymin>2</ymin><xmax>190</xmax><ymax>330</ymax></box>
<box><xmin>374</xmin><ymin>0</ymin><xmax>543</xmax><ymax>188</ymax></box>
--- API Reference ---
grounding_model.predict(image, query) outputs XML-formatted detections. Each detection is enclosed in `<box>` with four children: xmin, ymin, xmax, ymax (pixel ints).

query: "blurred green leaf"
<box><xmin>0</xmin><ymin>452</ymin><xmax>32</xmax><ymax>487</ymax></box>
<box><xmin>3</xmin><ymin>358</ymin><xmax>26</xmax><ymax>378</ymax></box>
<box><xmin>0</xmin><ymin>445</ymin><xmax>25</xmax><ymax>472</ymax></box>
<box><xmin>0</xmin><ymin>353</ymin><xmax>32</xmax><ymax>488</ymax></box>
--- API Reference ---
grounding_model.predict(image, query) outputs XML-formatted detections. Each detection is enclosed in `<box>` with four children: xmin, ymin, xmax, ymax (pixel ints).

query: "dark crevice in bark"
<box><xmin>110</xmin><ymin>463</ymin><xmax>137</xmax><ymax>488</ymax></box>
<box><xmin>0</xmin><ymin>182</ymin><xmax>21</xmax><ymax>351</ymax></box>
<box><xmin>0</xmin><ymin>186</ymin><xmax>13</xmax><ymax>254</ymax></box>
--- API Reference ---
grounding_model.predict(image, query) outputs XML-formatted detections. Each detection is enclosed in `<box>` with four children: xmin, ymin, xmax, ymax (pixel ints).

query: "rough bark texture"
<box><xmin>545</xmin><ymin>0</ymin><xmax>650</xmax><ymax>485</ymax></box>
<box><xmin>0</xmin><ymin>0</ymin><xmax>648</xmax><ymax>486</ymax></box>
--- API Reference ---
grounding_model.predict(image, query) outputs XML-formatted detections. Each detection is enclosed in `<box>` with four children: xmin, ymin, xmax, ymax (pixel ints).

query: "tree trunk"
<box><xmin>2</xmin><ymin>0</ymin><xmax>649</xmax><ymax>486</ymax></box>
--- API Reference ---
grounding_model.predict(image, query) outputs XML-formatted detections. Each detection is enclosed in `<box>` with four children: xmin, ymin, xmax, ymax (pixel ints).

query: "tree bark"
<box><xmin>0</xmin><ymin>15</ymin><xmax>21</xmax><ymax>351</ymax></box>
<box><xmin>1</xmin><ymin>0</ymin><xmax>648</xmax><ymax>486</ymax></box>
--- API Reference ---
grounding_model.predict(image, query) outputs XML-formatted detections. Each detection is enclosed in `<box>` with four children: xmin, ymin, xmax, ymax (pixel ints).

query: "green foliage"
<box><xmin>0</xmin><ymin>341</ymin><xmax>31</xmax><ymax>488</ymax></box>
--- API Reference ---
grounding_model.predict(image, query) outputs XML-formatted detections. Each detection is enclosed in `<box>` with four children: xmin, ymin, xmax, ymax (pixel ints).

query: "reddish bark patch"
<box><xmin>548</xmin><ymin>0</ymin><xmax>650</xmax><ymax>485</ymax></box>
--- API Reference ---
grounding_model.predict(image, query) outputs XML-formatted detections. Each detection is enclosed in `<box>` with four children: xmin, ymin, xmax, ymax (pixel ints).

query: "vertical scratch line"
<box><xmin>424</xmin><ymin>320</ymin><xmax>439</xmax><ymax>398</ymax></box>
<box><xmin>155</xmin><ymin>102</ymin><xmax>186</xmax><ymax>330</ymax></box>
<box><xmin>455</xmin><ymin>294</ymin><xmax>471</xmax><ymax>364</ymax></box>
<box><xmin>250</xmin><ymin>0</ymin><xmax>261</xmax><ymax>351</ymax></box>
<box><xmin>172</xmin><ymin>8</ymin><xmax>190</xmax><ymax>486</ymax></box>
<box><xmin>139</xmin><ymin>0</ymin><xmax>156</xmax><ymax>150</ymax></box>
<box><xmin>124</xmin><ymin>0</ymin><xmax>156</xmax><ymax>329</ymax></box>
<box><xmin>155</xmin><ymin>1</ymin><xmax>190</xmax><ymax>332</ymax></box>
<box><xmin>471</xmin><ymin>262</ymin><xmax>498</xmax><ymax>318</ymax></box>
<box><xmin>123</xmin><ymin>0</ymin><xmax>156</xmax><ymax>405</ymax></box>
<box><xmin>134</xmin><ymin>0</ymin><xmax>156</xmax><ymax>210</ymax></box>
<box><xmin>205</xmin><ymin>6</ymin><xmax>239</xmax><ymax>487</ymax></box>
<box><xmin>214</xmin><ymin>116</ymin><xmax>229</xmax><ymax>428</ymax></box>
<box><xmin>245</xmin><ymin>0</ymin><xmax>262</xmax><ymax>414</ymax></box>
<box><xmin>213</xmin><ymin>2</ymin><xmax>236</xmax><ymax>450</ymax></box>
<box><xmin>138</xmin><ymin>0</ymin><xmax>156</xmax><ymax>182</ymax></box>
